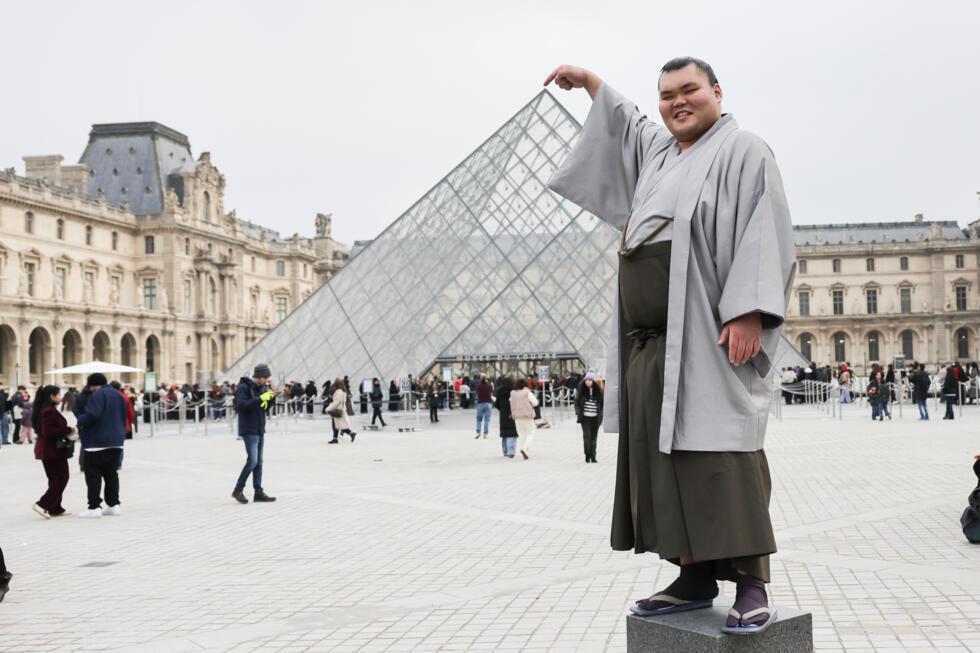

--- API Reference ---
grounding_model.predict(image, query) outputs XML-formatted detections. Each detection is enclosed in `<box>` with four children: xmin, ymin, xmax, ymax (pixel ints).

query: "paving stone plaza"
<box><xmin>1</xmin><ymin>402</ymin><xmax>978</xmax><ymax>652</ymax></box>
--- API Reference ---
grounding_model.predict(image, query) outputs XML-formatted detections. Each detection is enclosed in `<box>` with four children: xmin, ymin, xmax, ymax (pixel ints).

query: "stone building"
<box><xmin>0</xmin><ymin>122</ymin><xmax>348</xmax><ymax>388</ymax></box>
<box><xmin>785</xmin><ymin>216</ymin><xmax>980</xmax><ymax>373</ymax></box>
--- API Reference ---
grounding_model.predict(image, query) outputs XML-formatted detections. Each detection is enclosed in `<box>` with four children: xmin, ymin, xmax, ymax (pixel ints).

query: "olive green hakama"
<box><xmin>610</xmin><ymin>241</ymin><xmax>776</xmax><ymax>583</ymax></box>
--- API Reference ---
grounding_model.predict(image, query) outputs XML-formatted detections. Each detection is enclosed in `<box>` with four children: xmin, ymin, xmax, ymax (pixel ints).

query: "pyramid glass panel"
<box><xmin>225</xmin><ymin>91</ymin><xmax>801</xmax><ymax>387</ymax></box>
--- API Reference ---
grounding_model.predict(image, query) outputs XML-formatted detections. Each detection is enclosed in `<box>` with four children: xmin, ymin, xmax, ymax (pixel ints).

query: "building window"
<box><xmin>251</xmin><ymin>256</ymin><xmax>256</xmax><ymax>272</ymax></box>
<box><xmin>24</xmin><ymin>262</ymin><xmax>35</xmax><ymax>296</ymax></box>
<box><xmin>184</xmin><ymin>279</ymin><xmax>192</xmax><ymax>313</ymax></box>
<box><xmin>867</xmin><ymin>331</ymin><xmax>880</xmax><ymax>361</ymax></box>
<box><xmin>275</xmin><ymin>296</ymin><xmax>288</xmax><ymax>322</ymax></box>
<box><xmin>799</xmin><ymin>333</ymin><xmax>813</xmax><ymax>361</ymax></box>
<box><xmin>185</xmin><ymin>238</ymin><xmax>190</xmax><ymax>255</ymax></box>
<box><xmin>832</xmin><ymin>290</ymin><xmax>844</xmax><ymax>315</ymax></box>
<box><xmin>956</xmin><ymin>254</ymin><xmax>965</xmax><ymax>269</ymax></box>
<box><xmin>900</xmin><ymin>287</ymin><xmax>912</xmax><ymax>314</ymax></box>
<box><xmin>143</xmin><ymin>278</ymin><xmax>157</xmax><ymax>310</ymax></box>
<box><xmin>798</xmin><ymin>291</ymin><xmax>810</xmax><ymax>316</ymax></box>
<box><xmin>303</xmin><ymin>263</ymin><xmax>308</xmax><ymax>277</ymax></box>
<box><xmin>833</xmin><ymin>332</ymin><xmax>847</xmax><ymax>363</ymax></box>
<box><xmin>24</xmin><ymin>212</ymin><xmax>33</xmax><ymax>233</ymax></box>
<box><xmin>84</xmin><ymin>271</ymin><xmax>94</xmax><ymax>292</ymax></box>
<box><xmin>111</xmin><ymin>231</ymin><xmax>118</xmax><ymax>250</ymax></box>
<box><xmin>866</xmin><ymin>288</ymin><xmax>878</xmax><ymax>314</ymax></box>
<box><xmin>85</xmin><ymin>225</ymin><xmax>93</xmax><ymax>246</ymax></box>
<box><xmin>55</xmin><ymin>267</ymin><xmax>66</xmax><ymax>299</ymax></box>
<box><xmin>901</xmin><ymin>330</ymin><xmax>915</xmax><ymax>359</ymax></box>
<box><xmin>956</xmin><ymin>327</ymin><xmax>970</xmax><ymax>359</ymax></box>
<box><xmin>208</xmin><ymin>277</ymin><xmax>217</xmax><ymax>315</ymax></box>
<box><xmin>202</xmin><ymin>190</ymin><xmax>211</xmax><ymax>222</ymax></box>
<box><xmin>111</xmin><ymin>275</ymin><xmax>120</xmax><ymax>301</ymax></box>
<box><xmin>955</xmin><ymin>285</ymin><xmax>967</xmax><ymax>311</ymax></box>
<box><xmin>275</xmin><ymin>260</ymin><xmax>285</xmax><ymax>277</ymax></box>
<box><xmin>900</xmin><ymin>256</ymin><xmax>909</xmax><ymax>271</ymax></box>
<box><xmin>798</xmin><ymin>260</ymin><xmax>807</xmax><ymax>275</ymax></box>
<box><xmin>56</xmin><ymin>218</ymin><xmax>64</xmax><ymax>239</ymax></box>
<box><xmin>145</xmin><ymin>235</ymin><xmax>155</xmax><ymax>254</ymax></box>
<box><xmin>832</xmin><ymin>258</ymin><xmax>841</xmax><ymax>273</ymax></box>
<box><xmin>866</xmin><ymin>257</ymin><xmax>875</xmax><ymax>272</ymax></box>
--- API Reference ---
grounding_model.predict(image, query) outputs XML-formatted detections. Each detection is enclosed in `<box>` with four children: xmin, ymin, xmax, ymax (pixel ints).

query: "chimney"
<box><xmin>23</xmin><ymin>154</ymin><xmax>64</xmax><ymax>185</ymax></box>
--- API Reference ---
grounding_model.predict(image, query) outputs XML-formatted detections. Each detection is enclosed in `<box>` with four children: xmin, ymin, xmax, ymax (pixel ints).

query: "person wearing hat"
<box><xmin>76</xmin><ymin>372</ymin><xmax>129</xmax><ymax>518</ymax></box>
<box><xmin>232</xmin><ymin>364</ymin><xmax>277</xmax><ymax>504</ymax></box>
<box><xmin>575</xmin><ymin>371</ymin><xmax>604</xmax><ymax>463</ymax></box>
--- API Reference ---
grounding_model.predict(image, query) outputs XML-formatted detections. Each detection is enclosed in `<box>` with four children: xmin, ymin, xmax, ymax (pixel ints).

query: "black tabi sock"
<box><xmin>637</xmin><ymin>561</ymin><xmax>718</xmax><ymax>609</ymax></box>
<box><xmin>726</xmin><ymin>574</ymin><xmax>770</xmax><ymax>627</ymax></box>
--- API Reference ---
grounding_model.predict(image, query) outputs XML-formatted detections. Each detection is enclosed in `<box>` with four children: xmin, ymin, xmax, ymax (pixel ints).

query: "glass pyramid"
<box><xmin>225</xmin><ymin>90</ymin><xmax>801</xmax><ymax>385</ymax></box>
<box><xmin>225</xmin><ymin>90</ymin><xmax>619</xmax><ymax>385</ymax></box>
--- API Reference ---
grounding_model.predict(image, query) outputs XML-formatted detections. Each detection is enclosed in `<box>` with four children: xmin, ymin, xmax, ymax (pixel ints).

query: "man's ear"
<box><xmin>714</xmin><ymin>83</ymin><xmax>723</xmax><ymax>102</ymax></box>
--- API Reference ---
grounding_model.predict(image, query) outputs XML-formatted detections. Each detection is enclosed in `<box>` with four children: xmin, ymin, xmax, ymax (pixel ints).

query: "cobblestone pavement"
<box><xmin>1</xmin><ymin>400</ymin><xmax>978</xmax><ymax>652</ymax></box>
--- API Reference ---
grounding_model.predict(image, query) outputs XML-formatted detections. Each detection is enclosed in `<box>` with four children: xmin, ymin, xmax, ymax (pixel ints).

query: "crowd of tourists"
<box><xmin>780</xmin><ymin>360</ymin><xmax>979</xmax><ymax>421</ymax></box>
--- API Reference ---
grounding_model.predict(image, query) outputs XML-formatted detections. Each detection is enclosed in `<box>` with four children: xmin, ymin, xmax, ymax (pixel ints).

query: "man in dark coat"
<box><xmin>232</xmin><ymin>364</ymin><xmax>277</xmax><ymax>504</ymax></box>
<box><xmin>911</xmin><ymin>364</ymin><xmax>931</xmax><ymax>420</ymax></box>
<box><xmin>76</xmin><ymin>373</ymin><xmax>128</xmax><ymax>517</ymax></box>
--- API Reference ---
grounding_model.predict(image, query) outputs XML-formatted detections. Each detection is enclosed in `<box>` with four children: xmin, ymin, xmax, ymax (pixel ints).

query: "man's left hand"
<box><xmin>718</xmin><ymin>312</ymin><xmax>762</xmax><ymax>366</ymax></box>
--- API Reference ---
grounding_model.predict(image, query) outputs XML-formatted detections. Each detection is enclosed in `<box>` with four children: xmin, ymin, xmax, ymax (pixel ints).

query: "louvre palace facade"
<box><xmin>0</xmin><ymin>122</ymin><xmax>349</xmax><ymax>388</ymax></box>
<box><xmin>784</xmin><ymin>216</ymin><xmax>980</xmax><ymax>373</ymax></box>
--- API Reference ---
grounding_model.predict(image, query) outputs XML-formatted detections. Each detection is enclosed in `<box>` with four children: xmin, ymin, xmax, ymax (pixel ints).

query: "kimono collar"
<box><xmin>672</xmin><ymin>113</ymin><xmax>738</xmax><ymax>156</ymax></box>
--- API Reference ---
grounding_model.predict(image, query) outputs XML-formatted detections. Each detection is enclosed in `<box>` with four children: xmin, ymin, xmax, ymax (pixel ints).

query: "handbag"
<box><xmin>327</xmin><ymin>408</ymin><xmax>343</xmax><ymax>418</ymax></box>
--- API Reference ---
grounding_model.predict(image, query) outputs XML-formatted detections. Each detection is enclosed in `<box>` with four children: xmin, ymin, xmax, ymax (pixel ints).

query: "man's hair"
<box><xmin>660</xmin><ymin>56</ymin><xmax>718</xmax><ymax>86</ymax></box>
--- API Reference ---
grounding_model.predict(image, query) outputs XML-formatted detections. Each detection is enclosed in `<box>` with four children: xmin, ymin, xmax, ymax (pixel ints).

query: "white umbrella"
<box><xmin>45</xmin><ymin>360</ymin><xmax>144</xmax><ymax>375</ymax></box>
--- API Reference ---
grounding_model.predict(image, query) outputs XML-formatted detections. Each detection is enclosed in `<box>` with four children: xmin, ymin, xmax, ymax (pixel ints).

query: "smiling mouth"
<box><xmin>674</xmin><ymin>110</ymin><xmax>693</xmax><ymax>120</ymax></box>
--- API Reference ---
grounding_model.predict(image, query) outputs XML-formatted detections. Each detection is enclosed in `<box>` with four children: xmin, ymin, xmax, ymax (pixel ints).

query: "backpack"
<box><xmin>961</xmin><ymin>487</ymin><xmax>980</xmax><ymax>544</ymax></box>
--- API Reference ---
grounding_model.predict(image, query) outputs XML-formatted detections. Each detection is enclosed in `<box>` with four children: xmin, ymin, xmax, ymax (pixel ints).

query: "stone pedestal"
<box><xmin>627</xmin><ymin>596</ymin><xmax>812</xmax><ymax>652</ymax></box>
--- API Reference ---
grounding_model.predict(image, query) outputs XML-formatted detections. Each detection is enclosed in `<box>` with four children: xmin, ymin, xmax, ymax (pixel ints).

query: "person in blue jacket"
<box><xmin>232</xmin><ymin>364</ymin><xmax>277</xmax><ymax>504</ymax></box>
<box><xmin>76</xmin><ymin>373</ymin><xmax>128</xmax><ymax>518</ymax></box>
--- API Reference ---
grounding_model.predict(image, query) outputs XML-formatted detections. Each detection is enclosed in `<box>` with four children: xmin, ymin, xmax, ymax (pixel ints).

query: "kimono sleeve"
<box><xmin>716</xmin><ymin>137</ymin><xmax>797</xmax><ymax>376</ymax></box>
<box><xmin>547</xmin><ymin>83</ymin><xmax>670</xmax><ymax>229</ymax></box>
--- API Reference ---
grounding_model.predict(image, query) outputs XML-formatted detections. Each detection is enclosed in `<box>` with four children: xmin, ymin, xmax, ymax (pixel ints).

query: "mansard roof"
<box><xmin>793</xmin><ymin>220</ymin><xmax>968</xmax><ymax>246</ymax></box>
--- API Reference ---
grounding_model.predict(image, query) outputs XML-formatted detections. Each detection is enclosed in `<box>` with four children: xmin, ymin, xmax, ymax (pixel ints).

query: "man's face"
<box><xmin>254</xmin><ymin>376</ymin><xmax>270</xmax><ymax>386</ymax></box>
<box><xmin>658</xmin><ymin>64</ymin><xmax>723</xmax><ymax>146</ymax></box>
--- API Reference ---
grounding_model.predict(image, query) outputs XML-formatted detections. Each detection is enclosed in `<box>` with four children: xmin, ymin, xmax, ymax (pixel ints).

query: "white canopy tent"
<box><xmin>45</xmin><ymin>360</ymin><xmax>144</xmax><ymax>376</ymax></box>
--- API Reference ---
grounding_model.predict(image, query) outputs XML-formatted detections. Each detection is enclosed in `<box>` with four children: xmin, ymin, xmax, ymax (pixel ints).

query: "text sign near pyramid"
<box><xmin>224</xmin><ymin>91</ymin><xmax>620</xmax><ymax>385</ymax></box>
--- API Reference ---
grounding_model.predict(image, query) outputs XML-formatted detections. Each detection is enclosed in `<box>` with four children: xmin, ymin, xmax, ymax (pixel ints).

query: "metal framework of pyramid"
<box><xmin>224</xmin><ymin>91</ymin><xmax>620</xmax><ymax>384</ymax></box>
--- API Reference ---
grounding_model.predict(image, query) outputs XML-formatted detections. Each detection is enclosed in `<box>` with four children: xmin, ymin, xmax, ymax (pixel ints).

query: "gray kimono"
<box><xmin>548</xmin><ymin>83</ymin><xmax>796</xmax><ymax>453</ymax></box>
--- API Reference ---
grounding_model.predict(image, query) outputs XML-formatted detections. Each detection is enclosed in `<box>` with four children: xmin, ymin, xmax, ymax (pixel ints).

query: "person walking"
<box><xmin>943</xmin><ymin>364</ymin><xmax>959</xmax><ymax>420</ymax></box>
<box><xmin>76</xmin><ymin>373</ymin><xmax>128</xmax><ymax>518</ymax></box>
<box><xmin>868</xmin><ymin>371</ymin><xmax>886</xmax><ymax>421</ymax></box>
<box><xmin>911</xmin><ymin>364</ymin><xmax>931</xmax><ymax>420</ymax></box>
<box><xmin>427</xmin><ymin>382</ymin><xmax>441</xmax><ymax>423</ymax></box>
<box><xmin>512</xmin><ymin>378</ymin><xmax>539</xmax><ymax>459</ymax></box>
<box><xmin>18</xmin><ymin>396</ymin><xmax>35</xmax><ymax>444</ymax></box>
<box><xmin>575</xmin><ymin>372</ymin><xmax>604</xmax><ymax>463</ymax></box>
<box><xmin>369</xmin><ymin>378</ymin><xmax>387</xmax><ymax>427</ymax></box>
<box><xmin>474</xmin><ymin>374</ymin><xmax>494</xmax><ymax>439</ymax></box>
<box><xmin>495</xmin><ymin>377</ymin><xmax>517</xmax><ymax>457</ymax></box>
<box><xmin>232</xmin><ymin>365</ymin><xmax>277</xmax><ymax>504</ymax></box>
<box><xmin>32</xmin><ymin>385</ymin><xmax>76</xmax><ymax>519</ymax></box>
<box><xmin>388</xmin><ymin>379</ymin><xmax>400</xmax><ymax>412</ymax></box>
<box><xmin>327</xmin><ymin>378</ymin><xmax>357</xmax><ymax>443</ymax></box>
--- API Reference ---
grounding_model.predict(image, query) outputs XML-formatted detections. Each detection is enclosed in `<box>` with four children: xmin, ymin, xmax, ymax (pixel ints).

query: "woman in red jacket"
<box><xmin>31</xmin><ymin>385</ymin><xmax>77</xmax><ymax>519</ymax></box>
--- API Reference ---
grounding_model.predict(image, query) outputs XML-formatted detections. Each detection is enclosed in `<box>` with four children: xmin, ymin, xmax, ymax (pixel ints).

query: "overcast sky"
<box><xmin>3</xmin><ymin>0</ymin><xmax>978</xmax><ymax>246</ymax></box>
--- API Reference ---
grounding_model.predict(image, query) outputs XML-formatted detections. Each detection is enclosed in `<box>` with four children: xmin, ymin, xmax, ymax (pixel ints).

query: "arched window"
<box><xmin>900</xmin><ymin>330</ymin><xmax>915</xmax><ymax>359</ymax></box>
<box><xmin>798</xmin><ymin>333</ymin><xmax>813</xmax><ymax>361</ymax></box>
<box><xmin>25</xmin><ymin>211</ymin><xmax>33</xmax><ymax>233</ymax></box>
<box><xmin>85</xmin><ymin>225</ymin><xmax>93</xmax><ymax>245</ymax></box>
<box><xmin>956</xmin><ymin>328</ymin><xmax>971</xmax><ymax>360</ymax></box>
<box><xmin>867</xmin><ymin>331</ymin><xmax>881</xmax><ymax>361</ymax></box>
<box><xmin>145</xmin><ymin>335</ymin><xmax>160</xmax><ymax>372</ymax></box>
<box><xmin>202</xmin><ymin>191</ymin><xmax>211</xmax><ymax>222</ymax></box>
<box><xmin>111</xmin><ymin>231</ymin><xmax>118</xmax><ymax>250</ymax></box>
<box><xmin>56</xmin><ymin>218</ymin><xmax>64</xmax><ymax>239</ymax></box>
<box><xmin>208</xmin><ymin>277</ymin><xmax>217</xmax><ymax>315</ymax></box>
<box><xmin>833</xmin><ymin>331</ymin><xmax>847</xmax><ymax>363</ymax></box>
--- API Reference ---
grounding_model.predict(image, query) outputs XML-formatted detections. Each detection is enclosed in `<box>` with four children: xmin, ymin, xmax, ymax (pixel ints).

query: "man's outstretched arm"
<box><xmin>544</xmin><ymin>65</ymin><xmax>602</xmax><ymax>100</ymax></box>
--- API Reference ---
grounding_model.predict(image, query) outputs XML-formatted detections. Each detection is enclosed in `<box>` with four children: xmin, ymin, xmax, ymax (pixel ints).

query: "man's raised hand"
<box><xmin>544</xmin><ymin>66</ymin><xmax>601</xmax><ymax>99</ymax></box>
<box><xmin>717</xmin><ymin>312</ymin><xmax>762</xmax><ymax>366</ymax></box>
